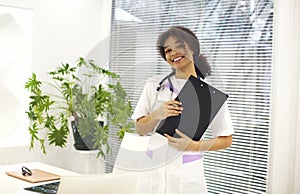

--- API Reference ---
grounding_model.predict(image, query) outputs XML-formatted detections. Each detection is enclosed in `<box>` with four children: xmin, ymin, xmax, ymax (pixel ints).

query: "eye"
<box><xmin>164</xmin><ymin>48</ymin><xmax>172</xmax><ymax>54</ymax></box>
<box><xmin>177</xmin><ymin>43</ymin><xmax>185</xmax><ymax>49</ymax></box>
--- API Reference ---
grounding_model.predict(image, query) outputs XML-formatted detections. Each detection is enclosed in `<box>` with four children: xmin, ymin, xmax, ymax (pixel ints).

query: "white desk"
<box><xmin>0</xmin><ymin>162</ymin><xmax>79</xmax><ymax>194</ymax></box>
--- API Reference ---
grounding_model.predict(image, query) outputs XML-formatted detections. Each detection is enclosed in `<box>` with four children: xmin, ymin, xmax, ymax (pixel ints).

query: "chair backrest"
<box><xmin>57</xmin><ymin>172</ymin><xmax>139</xmax><ymax>194</ymax></box>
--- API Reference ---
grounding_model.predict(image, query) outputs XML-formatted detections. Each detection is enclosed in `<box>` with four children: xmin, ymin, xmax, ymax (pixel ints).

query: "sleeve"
<box><xmin>131</xmin><ymin>82</ymin><xmax>154</xmax><ymax>121</ymax></box>
<box><xmin>208</xmin><ymin>101</ymin><xmax>234</xmax><ymax>137</ymax></box>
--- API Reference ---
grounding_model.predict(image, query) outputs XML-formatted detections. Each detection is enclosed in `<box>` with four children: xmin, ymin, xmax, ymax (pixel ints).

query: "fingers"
<box><xmin>166</xmin><ymin>109</ymin><xmax>182</xmax><ymax>117</ymax></box>
<box><xmin>164</xmin><ymin>133</ymin><xmax>175</xmax><ymax>142</ymax></box>
<box><xmin>164</xmin><ymin>129</ymin><xmax>185</xmax><ymax>139</ymax></box>
<box><xmin>164</xmin><ymin>133</ymin><xmax>178</xmax><ymax>147</ymax></box>
<box><xmin>164</xmin><ymin>100</ymin><xmax>182</xmax><ymax>107</ymax></box>
<box><xmin>152</xmin><ymin>100</ymin><xmax>183</xmax><ymax>120</ymax></box>
<box><xmin>174</xmin><ymin>129</ymin><xmax>183</xmax><ymax>137</ymax></box>
<box><xmin>163</xmin><ymin>100</ymin><xmax>183</xmax><ymax>117</ymax></box>
<box><xmin>164</xmin><ymin>129</ymin><xmax>192</xmax><ymax>151</ymax></box>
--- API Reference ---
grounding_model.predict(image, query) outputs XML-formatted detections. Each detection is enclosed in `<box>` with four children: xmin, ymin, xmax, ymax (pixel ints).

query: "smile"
<box><xmin>172</xmin><ymin>56</ymin><xmax>184</xmax><ymax>62</ymax></box>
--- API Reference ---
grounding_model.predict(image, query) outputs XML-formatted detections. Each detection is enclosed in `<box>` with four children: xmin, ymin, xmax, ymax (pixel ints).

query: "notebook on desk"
<box><xmin>155</xmin><ymin>75</ymin><xmax>228</xmax><ymax>141</ymax></box>
<box><xmin>6</xmin><ymin>169</ymin><xmax>60</xmax><ymax>183</ymax></box>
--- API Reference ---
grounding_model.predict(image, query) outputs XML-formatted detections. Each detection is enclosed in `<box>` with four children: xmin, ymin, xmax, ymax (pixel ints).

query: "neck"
<box><xmin>175</xmin><ymin>66</ymin><xmax>197</xmax><ymax>79</ymax></box>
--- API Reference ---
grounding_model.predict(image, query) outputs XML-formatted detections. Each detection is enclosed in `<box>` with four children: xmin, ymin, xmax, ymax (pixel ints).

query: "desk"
<box><xmin>0</xmin><ymin>162</ymin><xmax>79</xmax><ymax>194</ymax></box>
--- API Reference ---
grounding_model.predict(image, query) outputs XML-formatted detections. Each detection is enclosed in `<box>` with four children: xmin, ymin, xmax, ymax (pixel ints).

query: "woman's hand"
<box><xmin>151</xmin><ymin>100</ymin><xmax>183</xmax><ymax>120</ymax></box>
<box><xmin>136</xmin><ymin>100</ymin><xmax>182</xmax><ymax>136</ymax></box>
<box><xmin>164</xmin><ymin>129</ymin><xmax>199</xmax><ymax>151</ymax></box>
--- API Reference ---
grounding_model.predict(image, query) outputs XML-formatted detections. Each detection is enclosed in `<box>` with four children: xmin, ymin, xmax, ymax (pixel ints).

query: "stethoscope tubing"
<box><xmin>156</xmin><ymin>71</ymin><xmax>176</xmax><ymax>92</ymax></box>
<box><xmin>156</xmin><ymin>71</ymin><xmax>201</xmax><ymax>93</ymax></box>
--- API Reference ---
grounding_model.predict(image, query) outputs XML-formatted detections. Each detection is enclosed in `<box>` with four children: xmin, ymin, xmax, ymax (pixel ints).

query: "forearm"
<box><xmin>135</xmin><ymin>114</ymin><xmax>161</xmax><ymax>136</ymax></box>
<box><xmin>187</xmin><ymin>135</ymin><xmax>232</xmax><ymax>151</ymax></box>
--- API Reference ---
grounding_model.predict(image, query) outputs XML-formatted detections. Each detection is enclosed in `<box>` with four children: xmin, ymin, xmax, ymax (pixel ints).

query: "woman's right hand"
<box><xmin>151</xmin><ymin>100</ymin><xmax>183</xmax><ymax>120</ymax></box>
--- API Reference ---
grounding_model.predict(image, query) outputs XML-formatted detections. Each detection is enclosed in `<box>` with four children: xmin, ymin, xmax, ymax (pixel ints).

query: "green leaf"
<box><xmin>29</xmin><ymin>122</ymin><xmax>39</xmax><ymax>149</ymax></box>
<box><xmin>94</xmin><ymin>124</ymin><xmax>110</xmax><ymax>159</ymax></box>
<box><xmin>40</xmin><ymin>139</ymin><xmax>46</xmax><ymax>154</ymax></box>
<box><xmin>25</xmin><ymin>57</ymin><xmax>134</xmax><ymax>159</ymax></box>
<box><xmin>48</xmin><ymin>128</ymin><xmax>68</xmax><ymax>147</ymax></box>
<box><xmin>26</xmin><ymin>106</ymin><xmax>37</xmax><ymax>121</ymax></box>
<box><xmin>44</xmin><ymin>114</ymin><xmax>55</xmax><ymax>129</ymax></box>
<box><xmin>24</xmin><ymin>73</ymin><xmax>42</xmax><ymax>93</ymax></box>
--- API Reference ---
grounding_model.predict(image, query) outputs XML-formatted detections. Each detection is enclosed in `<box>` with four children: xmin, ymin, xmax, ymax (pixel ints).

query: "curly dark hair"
<box><xmin>157</xmin><ymin>26</ymin><xmax>211</xmax><ymax>79</ymax></box>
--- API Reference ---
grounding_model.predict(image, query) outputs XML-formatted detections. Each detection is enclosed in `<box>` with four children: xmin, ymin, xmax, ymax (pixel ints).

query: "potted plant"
<box><xmin>24</xmin><ymin>57</ymin><xmax>134</xmax><ymax>158</ymax></box>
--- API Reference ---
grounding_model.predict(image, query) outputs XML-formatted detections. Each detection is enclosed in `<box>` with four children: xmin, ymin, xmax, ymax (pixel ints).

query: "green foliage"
<box><xmin>24</xmin><ymin>57</ymin><xmax>134</xmax><ymax>158</ymax></box>
<box><xmin>109</xmin><ymin>82</ymin><xmax>135</xmax><ymax>139</ymax></box>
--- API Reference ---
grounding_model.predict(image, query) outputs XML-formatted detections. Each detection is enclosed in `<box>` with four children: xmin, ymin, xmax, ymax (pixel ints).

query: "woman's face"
<box><xmin>163</xmin><ymin>36</ymin><xmax>194</xmax><ymax>71</ymax></box>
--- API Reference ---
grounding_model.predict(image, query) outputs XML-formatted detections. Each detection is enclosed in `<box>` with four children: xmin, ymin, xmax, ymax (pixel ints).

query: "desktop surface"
<box><xmin>0</xmin><ymin>162</ymin><xmax>79</xmax><ymax>194</ymax></box>
<box><xmin>56</xmin><ymin>172</ymin><xmax>139</xmax><ymax>194</ymax></box>
<box><xmin>1</xmin><ymin>162</ymin><xmax>139</xmax><ymax>194</ymax></box>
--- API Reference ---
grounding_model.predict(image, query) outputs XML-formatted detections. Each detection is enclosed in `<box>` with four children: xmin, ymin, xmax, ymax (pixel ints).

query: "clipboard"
<box><xmin>6</xmin><ymin>169</ymin><xmax>60</xmax><ymax>183</ymax></box>
<box><xmin>155</xmin><ymin>75</ymin><xmax>228</xmax><ymax>141</ymax></box>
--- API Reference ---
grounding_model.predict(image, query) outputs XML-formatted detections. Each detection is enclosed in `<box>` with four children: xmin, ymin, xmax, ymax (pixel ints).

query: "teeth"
<box><xmin>173</xmin><ymin>57</ymin><xmax>182</xmax><ymax>62</ymax></box>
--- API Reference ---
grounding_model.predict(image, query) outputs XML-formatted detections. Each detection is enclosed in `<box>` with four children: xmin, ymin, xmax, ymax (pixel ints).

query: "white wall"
<box><xmin>0</xmin><ymin>3</ymin><xmax>33</xmax><ymax>147</ymax></box>
<box><xmin>0</xmin><ymin>0</ymin><xmax>112</xmax><ymax>174</ymax></box>
<box><xmin>269</xmin><ymin>0</ymin><xmax>300</xmax><ymax>193</ymax></box>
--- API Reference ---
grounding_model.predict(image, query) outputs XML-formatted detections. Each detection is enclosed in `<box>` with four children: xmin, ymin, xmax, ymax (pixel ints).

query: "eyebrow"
<box><xmin>164</xmin><ymin>40</ymin><xmax>184</xmax><ymax>49</ymax></box>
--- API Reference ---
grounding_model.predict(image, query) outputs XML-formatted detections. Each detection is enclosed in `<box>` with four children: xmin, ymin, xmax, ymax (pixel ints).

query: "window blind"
<box><xmin>107</xmin><ymin>0</ymin><xmax>273</xmax><ymax>193</ymax></box>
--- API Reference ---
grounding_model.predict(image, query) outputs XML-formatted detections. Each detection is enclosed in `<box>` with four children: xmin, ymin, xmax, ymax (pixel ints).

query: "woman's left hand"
<box><xmin>164</xmin><ymin>129</ymin><xmax>199</xmax><ymax>151</ymax></box>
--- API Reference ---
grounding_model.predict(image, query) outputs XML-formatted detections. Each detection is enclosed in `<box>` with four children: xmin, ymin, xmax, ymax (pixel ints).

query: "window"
<box><xmin>108</xmin><ymin>0</ymin><xmax>273</xmax><ymax>193</ymax></box>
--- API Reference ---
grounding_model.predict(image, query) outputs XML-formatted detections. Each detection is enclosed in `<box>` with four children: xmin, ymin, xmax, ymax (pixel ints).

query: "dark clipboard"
<box><xmin>155</xmin><ymin>75</ymin><xmax>229</xmax><ymax>141</ymax></box>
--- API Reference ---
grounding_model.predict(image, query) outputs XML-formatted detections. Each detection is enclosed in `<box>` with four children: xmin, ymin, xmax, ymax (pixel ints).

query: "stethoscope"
<box><xmin>156</xmin><ymin>70</ymin><xmax>202</xmax><ymax>94</ymax></box>
<box><xmin>156</xmin><ymin>71</ymin><xmax>176</xmax><ymax>93</ymax></box>
<box><xmin>152</xmin><ymin>70</ymin><xmax>202</xmax><ymax>113</ymax></box>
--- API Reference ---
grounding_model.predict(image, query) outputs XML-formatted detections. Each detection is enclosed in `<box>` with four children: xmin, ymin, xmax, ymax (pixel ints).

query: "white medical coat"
<box><xmin>130</xmin><ymin>74</ymin><xmax>234</xmax><ymax>194</ymax></box>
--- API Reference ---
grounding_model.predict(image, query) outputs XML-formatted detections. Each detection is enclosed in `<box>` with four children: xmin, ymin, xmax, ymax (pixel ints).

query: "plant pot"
<box><xmin>71</xmin><ymin>120</ymin><xmax>104</xmax><ymax>151</ymax></box>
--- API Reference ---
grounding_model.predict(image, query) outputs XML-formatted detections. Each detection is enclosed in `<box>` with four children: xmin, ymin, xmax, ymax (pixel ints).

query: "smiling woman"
<box><xmin>0</xmin><ymin>5</ymin><xmax>33</xmax><ymax>147</ymax></box>
<box><xmin>129</xmin><ymin>26</ymin><xmax>234</xmax><ymax>194</ymax></box>
<box><xmin>157</xmin><ymin>26</ymin><xmax>211</xmax><ymax>79</ymax></box>
<box><xmin>109</xmin><ymin>0</ymin><xmax>274</xmax><ymax>193</ymax></box>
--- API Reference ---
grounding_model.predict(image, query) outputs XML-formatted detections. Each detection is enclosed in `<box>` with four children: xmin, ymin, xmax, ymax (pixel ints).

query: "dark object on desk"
<box><xmin>6</xmin><ymin>169</ymin><xmax>60</xmax><ymax>183</ymax></box>
<box><xmin>156</xmin><ymin>76</ymin><xmax>228</xmax><ymax>141</ymax></box>
<box><xmin>22</xmin><ymin>166</ymin><xmax>33</xmax><ymax>176</ymax></box>
<box><xmin>24</xmin><ymin>181</ymin><xmax>60</xmax><ymax>194</ymax></box>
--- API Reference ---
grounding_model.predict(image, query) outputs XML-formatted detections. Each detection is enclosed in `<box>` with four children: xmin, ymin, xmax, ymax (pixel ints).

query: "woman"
<box><xmin>131</xmin><ymin>26</ymin><xmax>234</xmax><ymax>194</ymax></box>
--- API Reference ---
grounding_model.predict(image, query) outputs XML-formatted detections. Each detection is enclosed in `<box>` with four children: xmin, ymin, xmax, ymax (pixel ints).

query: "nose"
<box><xmin>170</xmin><ymin>49</ymin><xmax>178</xmax><ymax>56</ymax></box>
